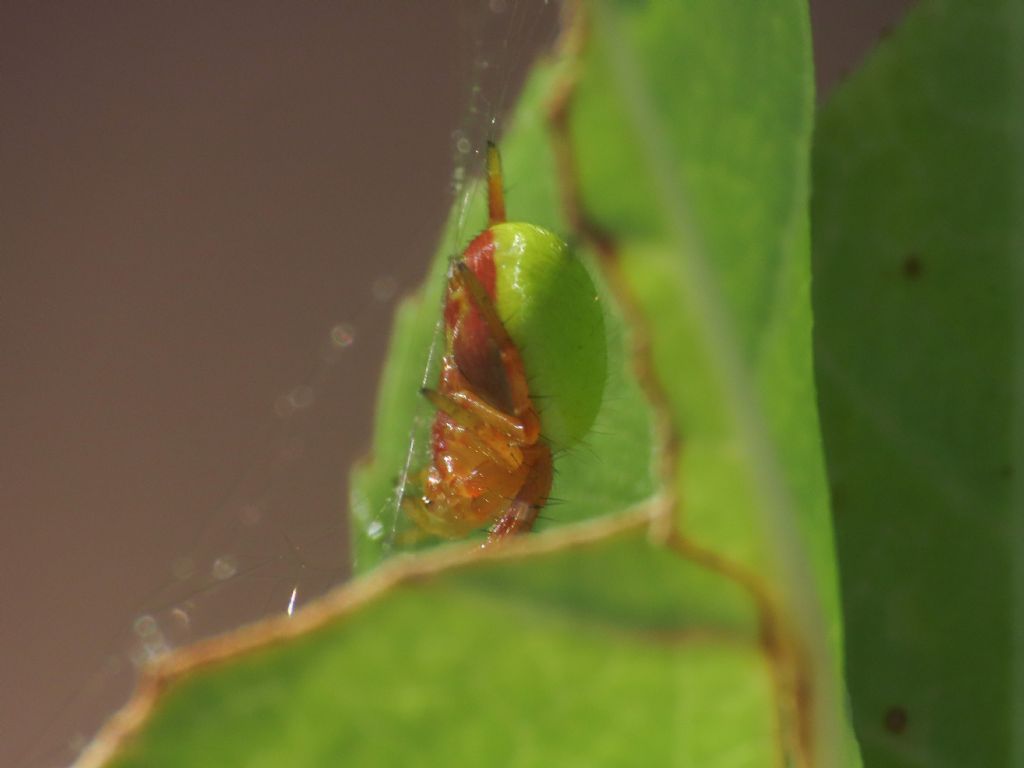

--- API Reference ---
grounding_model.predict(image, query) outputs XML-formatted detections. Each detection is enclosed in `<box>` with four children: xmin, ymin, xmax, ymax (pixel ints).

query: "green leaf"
<box><xmin>90</xmin><ymin>524</ymin><xmax>776</xmax><ymax>768</ymax></box>
<box><xmin>812</xmin><ymin>1</ymin><xmax>1023</xmax><ymax>765</ymax></box>
<box><xmin>81</xmin><ymin>2</ymin><xmax>860</xmax><ymax>766</ymax></box>
<box><xmin>566</xmin><ymin>0</ymin><xmax>857</xmax><ymax>762</ymax></box>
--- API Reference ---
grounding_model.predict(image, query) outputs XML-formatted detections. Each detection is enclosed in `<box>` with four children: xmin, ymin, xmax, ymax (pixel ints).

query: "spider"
<box><xmin>402</xmin><ymin>144</ymin><xmax>554</xmax><ymax>546</ymax></box>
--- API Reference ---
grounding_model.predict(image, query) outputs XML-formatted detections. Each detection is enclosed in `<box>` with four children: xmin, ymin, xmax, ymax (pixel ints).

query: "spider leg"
<box><xmin>484</xmin><ymin>442</ymin><xmax>553</xmax><ymax>546</ymax></box>
<box><xmin>421</xmin><ymin>387</ymin><xmax>524</xmax><ymax>469</ymax></box>
<box><xmin>422</xmin><ymin>386</ymin><xmax>525</xmax><ymax>441</ymax></box>
<box><xmin>486</xmin><ymin>141</ymin><xmax>506</xmax><ymax>226</ymax></box>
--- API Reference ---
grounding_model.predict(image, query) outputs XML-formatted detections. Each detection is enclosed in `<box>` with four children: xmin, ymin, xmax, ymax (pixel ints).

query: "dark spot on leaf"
<box><xmin>1001</xmin><ymin>464</ymin><xmax>1013</xmax><ymax>479</ymax></box>
<box><xmin>902</xmin><ymin>253</ymin><xmax>923</xmax><ymax>280</ymax></box>
<box><xmin>884</xmin><ymin>706</ymin><xmax>908</xmax><ymax>735</ymax></box>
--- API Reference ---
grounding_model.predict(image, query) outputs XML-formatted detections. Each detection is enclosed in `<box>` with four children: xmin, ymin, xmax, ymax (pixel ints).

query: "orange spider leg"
<box><xmin>486</xmin><ymin>141</ymin><xmax>506</xmax><ymax>226</ymax></box>
<box><xmin>422</xmin><ymin>384</ymin><xmax>528</xmax><ymax>443</ymax></box>
<box><xmin>420</xmin><ymin>386</ymin><xmax>525</xmax><ymax>469</ymax></box>
<box><xmin>485</xmin><ymin>443</ymin><xmax>553</xmax><ymax>545</ymax></box>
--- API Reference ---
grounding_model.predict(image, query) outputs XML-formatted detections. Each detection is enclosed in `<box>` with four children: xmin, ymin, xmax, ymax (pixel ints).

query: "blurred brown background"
<box><xmin>1</xmin><ymin>2</ymin><xmax>914</xmax><ymax>765</ymax></box>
